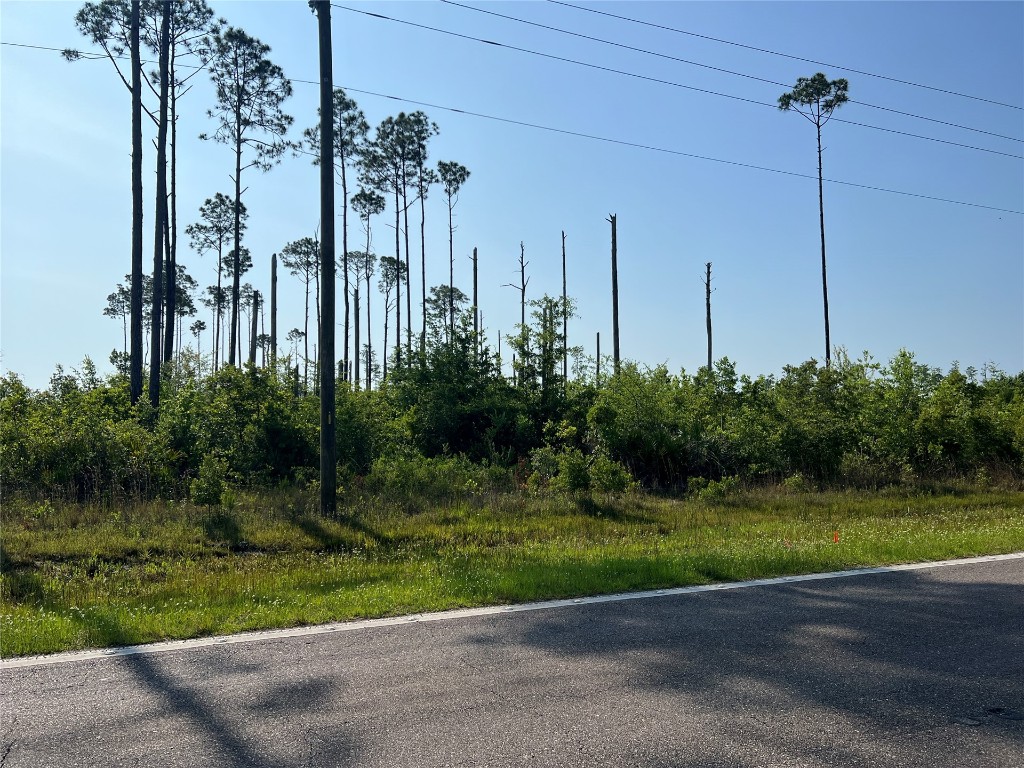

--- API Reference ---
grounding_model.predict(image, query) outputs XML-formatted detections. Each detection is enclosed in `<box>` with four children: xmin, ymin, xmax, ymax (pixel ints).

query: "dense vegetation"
<box><xmin>3</xmin><ymin>307</ymin><xmax>1022</xmax><ymax>506</ymax></box>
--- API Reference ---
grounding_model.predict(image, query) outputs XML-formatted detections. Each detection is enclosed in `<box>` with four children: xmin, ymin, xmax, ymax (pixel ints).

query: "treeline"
<box><xmin>72</xmin><ymin>0</ymin><xmax>482</xmax><ymax>407</ymax></box>
<box><xmin>3</xmin><ymin>307</ymin><xmax>1022</xmax><ymax>502</ymax></box>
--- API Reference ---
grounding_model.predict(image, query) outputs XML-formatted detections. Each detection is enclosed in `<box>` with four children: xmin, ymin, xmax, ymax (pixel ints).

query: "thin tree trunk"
<box><xmin>214</xmin><ymin>251</ymin><xmax>222</xmax><ymax>372</ymax></box>
<box><xmin>249</xmin><ymin>289</ymin><xmax>259</xmax><ymax>365</ymax></box>
<box><xmin>271</xmin><ymin>252</ymin><xmax>277</xmax><ymax>370</ymax></box>
<box><xmin>393</xmin><ymin>185</ymin><xmax>401</xmax><ymax>369</ymax></box>
<box><xmin>402</xmin><ymin>183</ymin><xmax>412</xmax><ymax>357</ymax></box>
<box><xmin>448</xmin><ymin>195</ymin><xmax>455</xmax><ymax>338</ymax></box>
<box><xmin>315</xmin><ymin>255</ymin><xmax>321</xmax><ymax>381</ymax></box>
<box><xmin>561</xmin><ymin>231</ymin><xmax>568</xmax><ymax>385</ymax></box>
<box><xmin>364</xmin><ymin>218</ymin><xmax>373</xmax><ymax>391</ymax></box>
<box><xmin>817</xmin><ymin>121</ymin><xmax>831</xmax><ymax>368</ymax></box>
<box><xmin>353</xmin><ymin>287</ymin><xmax>360</xmax><ymax>391</ymax></box>
<box><xmin>341</xmin><ymin>152</ymin><xmax>350</xmax><ymax>384</ymax></box>
<box><xmin>148</xmin><ymin>0</ymin><xmax>170</xmax><ymax>407</ymax></box>
<box><xmin>303</xmin><ymin>276</ymin><xmax>310</xmax><ymax>389</ymax></box>
<box><xmin>705</xmin><ymin>261</ymin><xmax>713</xmax><ymax>373</ymax></box>
<box><xmin>472</xmin><ymin>246</ymin><xmax>478</xmax><ymax>359</ymax></box>
<box><xmin>316</xmin><ymin>0</ymin><xmax>337</xmax><ymax>515</ymax></box>
<box><xmin>230</xmin><ymin>120</ymin><xmax>242</xmax><ymax>367</ymax></box>
<box><xmin>129</xmin><ymin>0</ymin><xmax>144</xmax><ymax>405</ymax></box>
<box><xmin>608</xmin><ymin>213</ymin><xmax>620</xmax><ymax>376</ymax></box>
<box><xmin>420</xmin><ymin>181</ymin><xmax>427</xmax><ymax>356</ymax></box>
<box><xmin>596</xmin><ymin>331</ymin><xmax>601</xmax><ymax>386</ymax></box>
<box><xmin>163</xmin><ymin>23</ymin><xmax>177</xmax><ymax>366</ymax></box>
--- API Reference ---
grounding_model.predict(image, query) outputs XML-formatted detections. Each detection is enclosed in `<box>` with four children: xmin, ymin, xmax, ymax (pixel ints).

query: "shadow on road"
<box><xmin>470</xmin><ymin>567</ymin><xmax>1024</xmax><ymax>766</ymax></box>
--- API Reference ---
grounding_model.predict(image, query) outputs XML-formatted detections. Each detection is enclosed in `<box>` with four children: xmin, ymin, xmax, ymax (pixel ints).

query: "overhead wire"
<box><xmin>330</xmin><ymin>4</ymin><xmax>1023</xmax><ymax>160</ymax></box>
<box><xmin>4</xmin><ymin>40</ymin><xmax>1021</xmax><ymax>215</ymax></box>
<box><xmin>545</xmin><ymin>0</ymin><xmax>1024</xmax><ymax>111</ymax></box>
<box><xmin>440</xmin><ymin>0</ymin><xmax>1023</xmax><ymax>144</ymax></box>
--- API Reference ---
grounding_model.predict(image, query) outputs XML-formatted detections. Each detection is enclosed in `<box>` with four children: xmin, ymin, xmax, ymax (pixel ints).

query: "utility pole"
<box><xmin>313</xmin><ymin>0</ymin><xmax>336</xmax><ymax>515</ymax></box>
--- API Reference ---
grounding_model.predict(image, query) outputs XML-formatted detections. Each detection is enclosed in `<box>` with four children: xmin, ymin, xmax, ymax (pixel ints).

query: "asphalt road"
<box><xmin>2</xmin><ymin>557</ymin><xmax>1022</xmax><ymax>767</ymax></box>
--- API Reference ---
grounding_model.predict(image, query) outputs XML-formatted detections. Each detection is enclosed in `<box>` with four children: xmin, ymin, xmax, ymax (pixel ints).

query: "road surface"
<box><xmin>2</xmin><ymin>556</ymin><xmax>1022</xmax><ymax>767</ymax></box>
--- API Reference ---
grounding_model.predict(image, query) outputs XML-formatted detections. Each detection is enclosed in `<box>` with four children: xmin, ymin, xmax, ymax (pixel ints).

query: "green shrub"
<box><xmin>190</xmin><ymin>455</ymin><xmax>228</xmax><ymax>507</ymax></box>
<box><xmin>698</xmin><ymin>475</ymin><xmax>740</xmax><ymax>501</ymax></box>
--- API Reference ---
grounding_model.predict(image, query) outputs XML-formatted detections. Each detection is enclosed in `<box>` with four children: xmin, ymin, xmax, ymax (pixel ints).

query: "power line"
<box><xmin>546</xmin><ymin>0</ymin><xmax>1024</xmax><ymax>112</ymax></box>
<box><xmin>5</xmin><ymin>40</ymin><xmax>1021</xmax><ymax>215</ymax></box>
<box><xmin>316</xmin><ymin>85</ymin><xmax>1024</xmax><ymax>216</ymax></box>
<box><xmin>331</xmin><ymin>4</ymin><xmax>1023</xmax><ymax>160</ymax></box>
<box><xmin>441</xmin><ymin>0</ymin><xmax>1023</xmax><ymax>144</ymax></box>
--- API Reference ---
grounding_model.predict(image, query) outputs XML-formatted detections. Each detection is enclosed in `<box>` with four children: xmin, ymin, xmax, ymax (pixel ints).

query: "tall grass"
<box><xmin>2</xmin><ymin>487</ymin><xmax>1022</xmax><ymax>656</ymax></box>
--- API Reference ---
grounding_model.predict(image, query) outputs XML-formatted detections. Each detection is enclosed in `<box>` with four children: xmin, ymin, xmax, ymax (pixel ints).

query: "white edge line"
<box><xmin>3</xmin><ymin>552</ymin><xmax>1022</xmax><ymax>670</ymax></box>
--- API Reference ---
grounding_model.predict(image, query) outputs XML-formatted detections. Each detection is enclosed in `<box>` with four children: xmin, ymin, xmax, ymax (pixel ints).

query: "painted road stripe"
<box><xmin>3</xmin><ymin>552</ymin><xmax>1022</xmax><ymax>670</ymax></box>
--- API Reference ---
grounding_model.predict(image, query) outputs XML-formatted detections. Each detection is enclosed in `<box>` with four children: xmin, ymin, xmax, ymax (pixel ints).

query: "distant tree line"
<box><xmin>2</xmin><ymin>312</ymin><xmax>1022</xmax><ymax>502</ymax></box>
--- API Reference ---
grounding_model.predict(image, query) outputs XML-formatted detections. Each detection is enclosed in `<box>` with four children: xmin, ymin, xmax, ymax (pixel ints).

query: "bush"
<box><xmin>698</xmin><ymin>475</ymin><xmax>740</xmax><ymax>501</ymax></box>
<box><xmin>190</xmin><ymin>455</ymin><xmax>228</xmax><ymax>507</ymax></box>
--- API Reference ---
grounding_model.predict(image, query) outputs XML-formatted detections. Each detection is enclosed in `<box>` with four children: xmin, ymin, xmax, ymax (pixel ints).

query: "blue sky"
<box><xmin>2</xmin><ymin>0</ymin><xmax>1022</xmax><ymax>389</ymax></box>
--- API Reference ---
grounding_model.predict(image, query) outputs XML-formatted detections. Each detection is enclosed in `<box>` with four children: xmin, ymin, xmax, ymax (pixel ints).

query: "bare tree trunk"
<box><xmin>472</xmin><ymin>246</ymin><xmax>478</xmax><ymax>359</ymax></box>
<box><xmin>448</xmin><ymin>196</ymin><xmax>455</xmax><ymax>339</ymax></box>
<box><xmin>704</xmin><ymin>262</ymin><xmax>713</xmax><ymax>373</ymax></box>
<box><xmin>315</xmin><ymin>0</ymin><xmax>337</xmax><ymax>515</ymax></box>
<box><xmin>148</xmin><ymin>0</ymin><xmax>170</xmax><ymax>407</ymax></box>
<box><xmin>608</xmin><ymin>213</ymin><xmax>620</xmax><ymax>376</ymax></box>
<box><xmin>163</xmin><ymin>22</ymin><xmax>177</xmax><ymax>366</ymax></box>
<box><xmin>393</xmin><ymin>186</ymin><xmax>401</xmax><ymax>370</ymax></box>
<box><xmin>341</xmin><ymin>155</ymin><xmax>350</xmax><ymax>384</ymax></box>
<box><xmin>420</xmin><ymin>183</ymin><xmax>427</xmax><ymax>357</ymax></box>
<box><xmin>561</xmin><ymin>231</ymin><xmax>567</xmax><ymax>386</ymax></box>
<box><xmin>230</xmin><ymin>123</ymin><xmax>242</xmax><ymax>367</ymax></box>
<box><xmin>270</xmin><ymin>252</ymin><xmax>277</xmax><ymax>370</ymax></box>
<box><xmin>248</xmin><ymin>289</ymin><xmax>258</xmax><ymax>365</ymax></box>
<box><xmin>402</xmin><ymin>185</ymin><xmax>412</xmax><ymax>358</ymax></box>
<box><xmin>817</xmin><ymin>121</ymin><xmax>831</xmax><ymax>368</ymax></box>
<box><xmin>303</xmin><ymin>276</ymin><xmax>310</xmax><ymax>390</ymax></box>
<box><xmin>518</xmin><ymin>242</ymin><xmax>528</xmax><ymax>329</ymax></box>
<box><xmin>365</xmin><ymin>269</ymin><xmax>372</xmax><ymax>391</ymax></box>
<box><xmin>214</xmin><ymin>253</ymin><xmax>223</xmax><ymax>372</ymax></box>
<box><xmin>129</xmin><ymin>0</ymin><xmax>144</xmax><ymax>405</ymax></box>
<box><xmin>353</xmin><ymin>287</ymin><xmax>360</xmax><ymax>391</ymax></box>
<box><xmin>596</xmin><ymin>331</ymin><xmax>601</xmax><ymax>386</ymax></box>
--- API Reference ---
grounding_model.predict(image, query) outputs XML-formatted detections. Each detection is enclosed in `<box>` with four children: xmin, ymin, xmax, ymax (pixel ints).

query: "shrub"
<box><xmin>191</xmin><ymin>455</ymin><xmax>228</xmax><ymax>507</ymax></box>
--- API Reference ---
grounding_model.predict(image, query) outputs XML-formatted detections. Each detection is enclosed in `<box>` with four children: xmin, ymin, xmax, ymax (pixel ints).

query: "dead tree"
<box><xmin>608</xmin><ymin>214</ymin><xmax>620</xmax><ymax>376</ymax></box>
<box><xmin>561</xmin><ymin>230</ymin><xmax>568</xmax><ymax>386</ymax></box>
<box><xmin>704</xmin><ymin>262</ymin><xmax>713</xmax><ymax>373</ymax></box>
<box><xmin>248</xmin><ymin>288</ymin><xmax>259</xmax><ymax>365</ymax></box>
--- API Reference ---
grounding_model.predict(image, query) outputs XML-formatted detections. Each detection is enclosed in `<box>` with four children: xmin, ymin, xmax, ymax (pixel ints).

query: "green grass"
<box><xmin>2</xmin><ymin>488</ymin><xmax>1022</xmax><ymax>657</ymax></box>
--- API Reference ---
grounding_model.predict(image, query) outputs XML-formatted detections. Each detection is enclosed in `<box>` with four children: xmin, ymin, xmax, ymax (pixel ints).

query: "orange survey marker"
<box><xmin>833</xmin><ymin>531</ymin><xmax>840</xmax><ymax>543</ymax></box>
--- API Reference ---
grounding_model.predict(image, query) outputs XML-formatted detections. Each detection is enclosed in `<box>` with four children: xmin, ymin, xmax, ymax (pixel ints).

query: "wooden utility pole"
<box><xmin>314</xmin><ymin>0</ymin><xmax>336</xmax><ymax>515</ymax></box>
<box><xmin>608</xmin><ymin>214</ymin><xmax>620</xmax><ymax>376</ymax></box>
<box><xmin>248</xmin><ymin>289</ymin><xmax>259</xmax><ymax>365</ymax></box>
<box><xmin>129</xmin><ymin>0</ymin><xmax>144</xmax><ymax>404</ymax></box>
<box><xmin>596</xmin><ymin>331</ymin><xmax>601</xmax><ymax>386</ymax></box>
<box><xmin>704</xmin><ymin>262</ymin><xmax>713</xmax><ymax>372</ymax></box>
<box><xmin>561</xmin><ymin>230</ymin><xmax>568</xmax><ymax>386</ymax></box>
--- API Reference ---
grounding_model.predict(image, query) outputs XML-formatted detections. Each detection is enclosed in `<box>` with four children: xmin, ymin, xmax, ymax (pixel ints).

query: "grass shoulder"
<box><xmin>2</xmin><ymin>486</ymin><xmax>1022</xmax><ymax>657</ymax></box>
